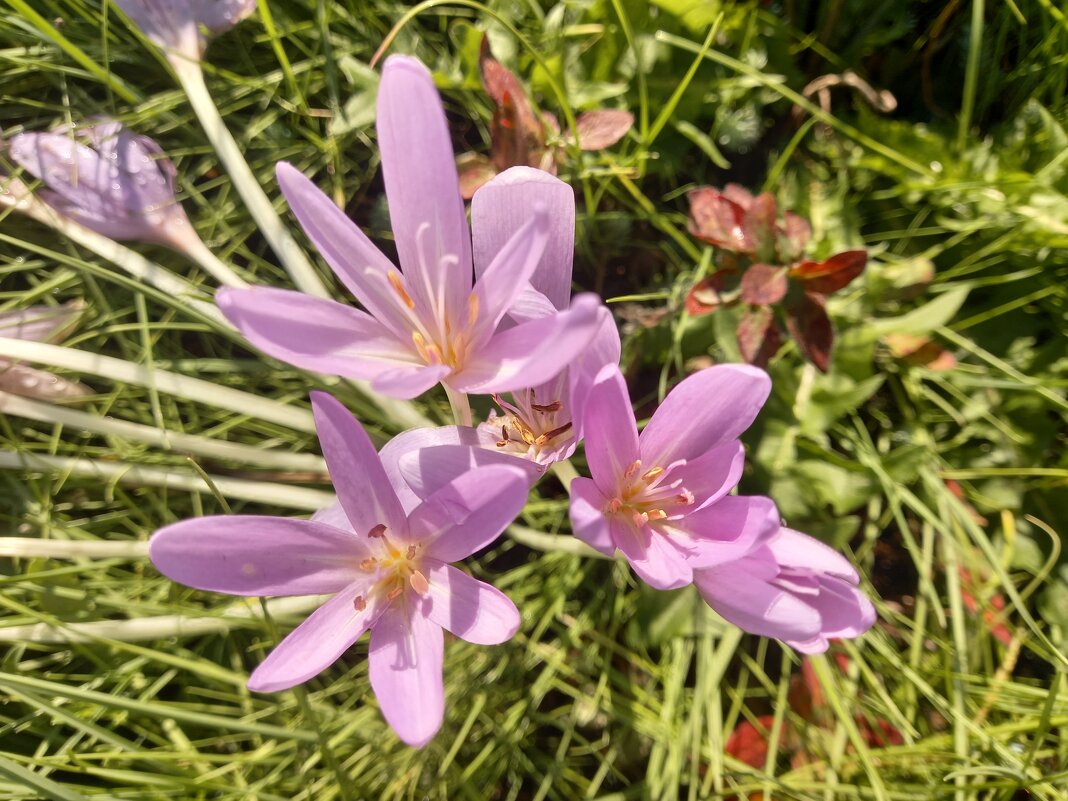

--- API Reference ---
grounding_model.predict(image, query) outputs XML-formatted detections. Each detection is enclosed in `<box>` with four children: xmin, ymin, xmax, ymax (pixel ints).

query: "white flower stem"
<box><xmin>0</xmin><ymin>338</ymin><xmax>315</xmax><ymax>433</ymax></box>
<box><xmin>0</xmin><ymin>391</ymin><xmax>325</xmax><ymax>472</ymax></box>
<box><xmin>550</xmin><ymin>459</ymin><xmax>580</xmax><ymax>493</ymax></box>
<box><xmin>0</xmin><ymin>595</ymin><xmax>325</xmax><ymax>644</ymax></box>
<box><xmin>0</xmin><ymin>538</ymin><xmax>149</xmax><ymax>560</ymax></box>
<box><xmin>172</xmin><ymin>58</ymin><xmax>330</xmax><ymax>299</ymax></box>
<box><xmin>166</xmin><ymin>224</ymin><xmax>249</xmax><ymax>288</ymax></box>
<box><xmin>14</xmin><ymin>196</ymin><xmax>227</xmax><ymax>327</ymax></box>
<box><xmin>444</xmin><ymin>384</ymin><xmax>472</xmax><ymax>427</ymax></box>
<box><xmin>0</xmin><ymin>450</ymin><xmax>333</xmax><ymax>509</ymax></box>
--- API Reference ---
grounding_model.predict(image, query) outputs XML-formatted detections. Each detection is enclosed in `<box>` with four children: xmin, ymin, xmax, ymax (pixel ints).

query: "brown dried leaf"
<box><xmin>572</xmin><ymin>109</ymin><xmax>633</xmax><ymax>150</ymax></box>
<box><xmin>687</xmin><ymin>188</ymin><xmax>752</xmax><ymax>253</ymax></box>
<box><xmin>785</xmin><ymin>292</ymin><xmax>833</xmax><ymax>371</ymax></box>
<box><xmin>456</xmin><ymin>153</ymin><xmax>498</xmax><ymax>200</ymax></box>
<box><xmin>789</xmin><ymin>250</ymin><xmax>867</xmax><ymax>294</ymax></box>
<box><xmin>740</xmin><ymin>264</ymin><xmax>788</xmax><ymax>305</ymax></box>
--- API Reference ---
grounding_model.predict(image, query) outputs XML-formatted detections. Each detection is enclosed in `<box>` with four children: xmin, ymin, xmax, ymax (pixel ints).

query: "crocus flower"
<box><xmin>217</xmin><ymin>56</ymin><xmax>602</xmax><ymax>400</ymax></box>
<box><xmin>694</xmin><ymin>527</ymin><xmax>876</xmax><ymax>653</ymax></box>
<box><xmin>113</xmin><ymin>0</ymin><xmax>256</xmax><ymax>61</ymax></box>
<box><xmin>0</xmin><ymin>304</ymin><xmax>91</xmax><ymax>401</ymax></box>
<box><xmin>569</xmin><ymin>364</ymin><xmax>781</xmax><ymax>590</ymax></box>
<box><xmin>8</xmin><ymin>119</ymin><xmax>194</xmax><ymax>250</ymax></box>
<box><xmin>150</xmin><ymin>392</ymin><xmax>531</xmax><ymax>747</ymax></box>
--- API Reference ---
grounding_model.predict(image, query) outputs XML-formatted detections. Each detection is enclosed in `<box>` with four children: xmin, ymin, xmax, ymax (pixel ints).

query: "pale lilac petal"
<box><xmin>581</xmin><ymin>365</ymin><xmax>639</xmax><ymax>498</ymax></box>
<box><xmin>0</xmin><ymin>363</ymin><xmax>91</xmax><ymax>400</ymax></box>
<box><xmin>470</xmin><ymin>204</ymin><xmax>550</xmax><ymax>346</ymax></box>
<box><xmin>310</xmin><ymin>391</ymin><xmax>408</xmax><ymax>536</ymax></box>
<box><xmin>667</xmin><ymin>441</ymin><xmax>745</xmax><ymax>508</ymax></box>
<box><xmin>767</xmin><ymin>527</ymin><xmax>860</xmax><ymax>583</ymax></box>
<box><xmin>114</xmin><ymin>0</ymin><xmax>200</xmax><ymax>57</ymax></box>
<box><xmin>150</xmin><ymin>516</ymin><xmax>365</xmax><ymax>596</ymax></box>
<box><xmin>567</xmin><ymin>307</ymin><xmax>621</xmax><ymax>442</ymax></box>
<box><xmin>398</xmin><ymin>443</ymin><xmax>538</xmax><ymax>501</ymax></box>
<box><xmin>668</xmin><ymin>495</ymin><xmax>780</xmax><ymax>569</ymax></box>
<box><xmin>216</xmin><ymin>286</ymin><xmax>420</xmax><ymax>381</ymax></box>
<box><xmin>452</xmin><ymin>293</ymin><xmax>603</xmax><ymax>395</ymax></box>
<box><xmin>311</xmin><ymin>499</ymin><xmax>351</xmax><ymax>531</ymax></box>
<box><xmin>247</xmin><ymin>579</ymin><xmax>376</xmax><ymax>693</ymax></box>
<box><xmin>504</xmin><ymin>283</ymin><xmax>557</xmax><ymax>324</ymax></box>
<box><xmin>807</xmin><ymin>579</ymin><xmax>877</xmax><ymax>639</ymax></box>
<box><xmin>421</xmin><ymin>562</ymin><xmax>520</xmax><ymax>645</ymax></box>
<box><xmin>695</xmin><ymin>562</ymin><xmax>822</xmax><ymax>643</ymax></box>
<box><xmin>275</xmin><ymin>162</ymin><xmax>412</xmax><ymax>340</ymax></box>
<box><xmin>471</xmin><ymin>166</ymin><xmax>575</xmax><ymax>310</ymax></box>
<box><xmin>612</xmin><ymin>517</ymin><xmax>693</xmax><ymax>590</ymax></box>
<box><xmin>193</xmin><ymin>0</ymin><xmax>256</xmax><ymax>33</ymax></box>
<box><xmin>370</xmin><ymin>362</ymin><xmax>450</xmax><ymax>400</ymax></box>
<box><xmin>379</xmin><ymin>426</ymin><xmax>501</xmax><ymax>512</ymax></box>
<box><xmin>639</xmin><ymin>365</ymin><xmax>771</xmax><ymax>467</ymax></box>
<box><xmin>368</xmin><ymin>602</ymin><xmax>444</xmax><ymax>747</ymax></box>
<box><xmin>568</xmin><ymin>477</ymin><xmax>615</xmax><ymax>556</ymax></box>
<box><xmin>377</xmin><ymin>56</ymin><xmax>471</xmax><ymax>325</ymax></box>
<box><xmin>411</xmin><ymin>465</ymin><xmax>531</xmax><ymax>561</ymax></box>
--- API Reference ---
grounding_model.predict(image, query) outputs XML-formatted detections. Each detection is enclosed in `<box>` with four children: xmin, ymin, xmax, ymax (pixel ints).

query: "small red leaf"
<box><xmin>780</xmin><ymin>211</ymin><xmax>811</xmax><ymax>261</ymax></box>
<box><xmin>721</xmin><ymin>183</ymin><xmax>755</xmax><ymax>210</ymax></box>
<box><xmin>789</xmin><ymin>250</ymin><xmax>867</xmax><ymax>294</ymax></box>
<box><xmin>740</xmin><ymin>264</ymin><xmax>788</xmax><ymax>305</ymax></box>
<box><xmin>687</xmin><ymin>188</ymin><xmax>752</xmax><ymax>253</ymax></box>
<box><xmin>480</xmin><ymin>35</ymin><xmax>544</xmax><ymax>170</ymax></box>
<box><xmin>883</xmin><ymin>333</ymin><xmax>957</xmax><ymax>371</ymax></box>
<box><xmin>737</xmin><ymin>306</ymin><xmax>781</xmax><ymax>366</ymax></box>
<box><xmin>456</xmin><ymin>154</ymin><xmax>497</xmax><ymax>200</ymax></box>
<box><xmin>572</xmin><ymin>109</ymin><xmax>633</xmax><ymax>150</ymax></box>
<box><xmin>742</xmin><ymin>193</ymin><xmax>779</xmax><ymax>260</ymax></box>
<box><xmin>725</xmin><ymin>715</ymin><xmax>777</xmax><ymax>768</ymax></box>
<box><xmin>785</xmin><ymin>292</ymin><xmax>833</xmax><ymax>372</ymax></box>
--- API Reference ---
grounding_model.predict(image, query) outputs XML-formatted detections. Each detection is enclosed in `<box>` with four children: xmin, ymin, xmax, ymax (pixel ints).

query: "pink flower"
<box><xmin>7</xmin><ymin>119</ymin><xmax>193</xmax><ymax>249</ymax></box>
<box><xmin>216</xmin><ymin>56</ymin><xmax>602</xmax><ymax>400</ymax></box>
<box><xmin>695</xmin><ymin>528</ymin><xmax>876</xmax><ymax>652</ymax></box>
<box><xmin>569</xmin><ymin>365</ymin><xmax>781</xmax><ymax>590</ymax></box>
<box><xmin>0</xmin><ymin>304</ymin><xmax>90</xmax><ymax>401</ymax></box>
<box><xmin>114</xmin><ymin>0</ymin><xmax>256</xmax><ymax>61</ymax></box>
<box><xmin>149</xmin><ymin>392</ymin><xmax>531</xmax><ymax>747</ymax></box>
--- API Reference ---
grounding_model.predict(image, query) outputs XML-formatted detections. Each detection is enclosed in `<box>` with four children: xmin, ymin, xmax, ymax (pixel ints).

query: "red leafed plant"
<box><xmin>685</xmin><ymin>184</ymin><xmax>867</xmax><ymax>372</ymax></box>
<box><xmin>457</xmin><ymin>36</ymin><xmax>634</xmax><ymax>199</ymax></box>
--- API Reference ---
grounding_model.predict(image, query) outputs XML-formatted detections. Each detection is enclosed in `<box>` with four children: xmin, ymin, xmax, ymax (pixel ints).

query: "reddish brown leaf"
<box><xmin>789</xmin><ymin>250</ymin><xmax>867</xmax><ymax>294</ymax></box>
<box><xmin>780</xmin><ymin>211</ymin><xmax>811</xmax><ymax>261</ymax></box>
<box><xmin>785</xmin><ymin>292</ymin><xmax>833</xmax><ymax>372</ymax></box>
<box><xmin>859</xmin><ymin>717</ymin><xmax>904</xmax><ymax>748</ymax></box>
<box><xmin>722</xmin><ymin>183</ymin><xmax>755</xmax><ymax>210</ymax></box>
<box><xmin>741</xmin><ymin>193</ymin><xmax>779</xmax><ymax>261</ymax></box>
<box><xmin>740</xmin><ymin>264</ymin><xmax>788</xmax><ymax>305</ymax></box>
<box><xmin>725</xmin><ymin>715</ymin><xmax>777</xmax><ymax>769</ymax></box>
<box><xmin>479</xmin><ymin>35</ymin><xmax>544</xmax><ymax>171</ymax></box>
<box><xmin>737</xmin><ymin>306</ymin><xmax>781</xmax><ymax>366</ymax></box>
<box><xmin>571</xmin><ymin>109</ymin><xmax>633</xmax><ymax>150</ymax></box>
<box><xmin>883</xmin><ymin>333</ymin><xmax>957</xmax><ymax>371</ymax></box>
<box><xmin>685</xmin><ymin>270</ymin><xmax>736</xmax><ymax>315</ymax></box>
<box><xmin>687</xmin><ymin>188</ymin><xmax>752</xmax><ymax>253</ymax></box>
<box><xmin>456</xmin><ymin>153</ymin><xmax>498</xmax><ymax>200</ymax></box>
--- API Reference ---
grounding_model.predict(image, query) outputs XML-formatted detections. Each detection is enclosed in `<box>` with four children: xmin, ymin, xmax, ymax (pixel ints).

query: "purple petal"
<box><xmin>807</xmin><ymin>578</ymin><xmax>877</xmax><ymax>639</ymax></box>
<box><xmin>504</xmin><ymin>283</ymin><xmax>558</xmax><ymax>325</ymax></box>
<box><xmin>311</xmin><ymin>499</ymin><xmax>351</xmax><ymax>531</ymax></box>
<box><xmin>275</xmin><ymin>162</ymin><xmax>412</xmax><ymax>340</ymax></box>
<box><xmin>767</xmin><ymin>527</ymin><xmax>860</xmax><ymax>583</ymax></box>
<box><xmin>150</xmin><ymin>516</ymin><xmax>366</xmax><ymax>596</ymax></box>
<box><xmin>695</xmin><ymin>560</ymin><xmax>822</xmax><ymax>643</ymax></box>
<box><xmin>453</xmin><ymin>293</ymin><xmax>603</xmax><ymax>395</ymax></box>
<box><xmin>379</xmin><ymin>426</ymin><xmax>500</xmax><ymax>512</ymax></box>
<box><xmin>568</xmin><ymin>477</ymin><xmax>615</xmax><ymax>556</ymax></box>
<box><xmin>639</xmin><ymin>365</ymin><xmax>771</xmax><ymax>468</ymax></box>
<box><xmin>310</xmin><ymin>391</ymin><xmax>408</xmax><ymax>537</ymax></box>
<box><xmin>113</xmin><ymin>0</ymin><xmax>200</xmax><ymax>57</ymax></box>
<box><xmin>471</xmin><ymin>166</ymin><xmax>575</xmax><ymax>311</ymax></box>
<box><xmin>668</xmin><ymin>495</ymin><xmax>780</xmax><ymax>569</ymax></box>
<box><xmin>216</xmin><ymin>287</ymin><xmax>420</xmax><ymax>382</ymax></box>
<box><xmin>410</xmin><ymin>465</ymin><xmax>531</xmax><ymax>562</ymax></box>
<box><xmin>612</xmin><ymin>517</ymin><xmax>693</xmax><ymax>590</ymax></box>
<box><xmin>247</xmin><ymin>580</ymin><xmax>376</xmax><ymax>693</ymax></box>
<box><xmin>377</xmin><ymin>56</ymin><xmax>471</xmax><ymax>327</ymax></box>
<box><xmin>192</xmin><ymin>0</ymin><xmax>256</xmax><ymax>34</ymax></box>
<box><xmin>370</xmin><ymin>362</ymin><xmax>450</xmax><ymax>400</ymax></box>
<box><xmin>566</xmin><ymin>306</ymin><xmax>621</xmax><ymax>443</ymax></box>
<box><xmin>398</xmin><ymin>442</ymin><xmax>538</xmax><ymax>502</ymax></box>
<box><xmin>581</xmin><ymin>365</ymin><xmax>639</xmax><ymax>498</ymax></box>
<box><xmin>666</xmin><ymin>441</ymin><xmax>745</xmax><ymax>508</ymax></box>
<box><xmin>422</xmin><ymin>562</ymin><xmax>520</xmax><ymax>645</ymax></box>
<box><xmin>469</xmin><ymin>204</ymin><xmax>550</xmax><ymax>346</ymax></box>
<box><xmin>368</xmin><ymin>602</ymin><xmax>445</xmax><ymax>748</ymax></box>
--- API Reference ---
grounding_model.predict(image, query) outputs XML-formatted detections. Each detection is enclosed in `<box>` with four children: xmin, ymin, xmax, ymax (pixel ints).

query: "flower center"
<box><xmin>606</xmin><ymin>459</ymin><xmax>695</xmax><ymax>528</ymax></box>
<box><xmin>484</xmin><ymin>390</ymin><xmax>574</xmax><ymax>462</ymax></box>
<box><xmin>351</xmin><ymin>524</ymin><xmax>430</xmax><ymax>611</ymax></box>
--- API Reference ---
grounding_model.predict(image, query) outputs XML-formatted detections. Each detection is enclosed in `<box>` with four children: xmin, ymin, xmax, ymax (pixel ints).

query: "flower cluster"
<box><xmin>685</xmin><ymin>185</ymin><xmax>868</xmax><ymax>371</ymax></box>
<box><xmin>7</xmin><ymin>12</ymin><xmax>876</xmax><ymax>749</ymax></box>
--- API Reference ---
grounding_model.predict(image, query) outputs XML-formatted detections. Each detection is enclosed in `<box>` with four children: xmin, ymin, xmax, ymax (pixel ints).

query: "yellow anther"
<box><xmin>367</xmin><ymin>523</ymin><xmax>387</xmax><ymax>539</ymax></box>
<box><xmin>608</xmin><ymin>498</ymin><xmax>622</xmax><ymax>514</ymax></box>
<box><xmin>359</xmin><ymin>558</ymin><xmax>378</xmax><ymax>572</ymax></box>
<box><xmin>409</xmin><ymin>570</ymin><xmax>429</xmax><ymax>595</ymax></box>
<box><xmin>406</xmin><ymin>545</ymin><xmax>417</xmax><ymax>560</ymax></box>
<box><xmin>387</xmin><ymin>585</ymin><xmax>404</xmax><ymax>601</ymax></box>
<box><xmin>353</xmin><ymin>595</ymin><xmax>367</xmax><ymax>611</ymax></box>
<box><xmin>646</xmin><ymin>509</ymin><xmax>668</xmax><ymax>521</ymax></box>
<box><xmin>532</xmin><ymin>400</ymin><xmax>562</xmax><ymax>413</ymax></box>
<box><xmin>467</xmin><ymin>292</ymin><xmax>480</xmax><ymax>326</ymax></box>
<box><xmin>388</xmin><ymin>271</ymin><xmax>415</xmax><ymax>309</ymax></box>
<box><xmin>534</xmin><ymin>422</ymin><xmax>573</xmax><ymax>446</ymax></box>
<box><xmin>642</xmin><ymin>467</ymin><xmax>665</xmax><ymax>484</ymax></box>
<box><xmin>624</xmin><ymin>460</ymin><xmax>642</xmax><ymax>479</ymax></box>
<box><xmin>632</xmin><ymin>511</ymin><xmax>649</xmax><ymax>527</ymax></box>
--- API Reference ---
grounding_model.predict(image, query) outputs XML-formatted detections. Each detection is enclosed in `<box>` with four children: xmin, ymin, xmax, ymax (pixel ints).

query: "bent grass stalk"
<box><xmin>171</xmin><ymin>58</ymin><xmax>329</xmax><ymax>299</ymax></box>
